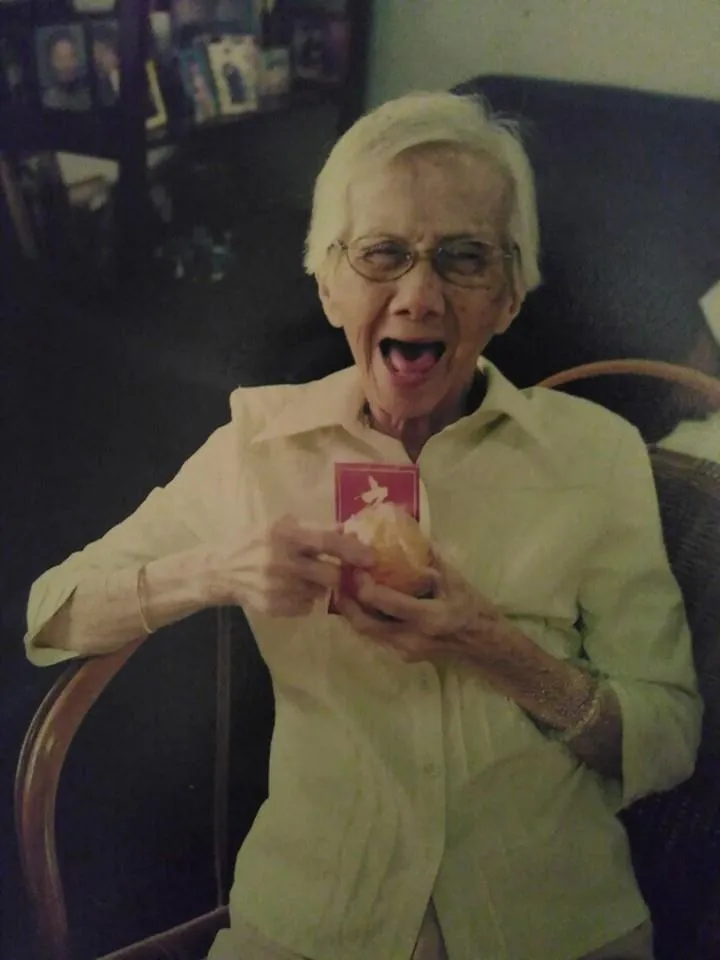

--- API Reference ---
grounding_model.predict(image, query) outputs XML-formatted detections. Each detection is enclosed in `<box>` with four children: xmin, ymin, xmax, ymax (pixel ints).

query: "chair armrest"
<box><xmin>98</xmin><ymin>905</ymin><xmax>229</xmax><ymax>960</ymax></box>
<box><xmin>15</xmin><ymin>639</ymin><xmax>145</xmax><ymax>960</ymax></box>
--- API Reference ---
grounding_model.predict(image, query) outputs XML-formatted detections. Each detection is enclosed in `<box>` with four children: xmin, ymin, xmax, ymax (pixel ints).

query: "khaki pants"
<box><xmin>222</xmin><ymin>900</ymin><xmax>654</xmax><ymax>959</ymax></box>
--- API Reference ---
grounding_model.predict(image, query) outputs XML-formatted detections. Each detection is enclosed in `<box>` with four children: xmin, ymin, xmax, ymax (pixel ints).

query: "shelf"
<box><xmin>0</xmin><ymin>86</ymin><xmax>343</xmax><ymax>159</ymax></box>
<box><xmin>0</xmin><ymin>104</ymin><xmax>125</xmax><ymax>159</ymax></box>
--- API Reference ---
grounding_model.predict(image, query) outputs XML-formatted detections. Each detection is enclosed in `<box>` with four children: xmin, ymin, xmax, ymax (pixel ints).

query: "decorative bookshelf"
<box><xmin>0</xmin><ymin>0</ymin><xmax>373</xmax><ymax>277</ymax></box>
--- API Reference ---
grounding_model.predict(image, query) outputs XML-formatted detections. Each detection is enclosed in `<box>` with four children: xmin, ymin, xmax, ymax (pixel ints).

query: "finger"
<box><xmin>337</xmin><ymin>596</ymin><xmax>406</xmax><ymax>640</ymax></box>
<box><xmin>295</xmin><ymin>554</ymin><xmax>342</xmax><ymax>591</ymax></box>
<box><xmin>418</xmin><ymin>567</ymin><xmax>444</xmax><ymax>597</ymax></box>
<box><xmin>341</xmin><ymin>600</ymin><xmax>434</xmax><ymax>662</ymax></box>
<box><xmin>284</xmin><ymin>525</ymin><xmax>376</xmax><ymax>568</ymax></box>
<box><xmin>354</xmin><ymin>573</ymin><xmax>438</xmax><ymax>622</ymax></box>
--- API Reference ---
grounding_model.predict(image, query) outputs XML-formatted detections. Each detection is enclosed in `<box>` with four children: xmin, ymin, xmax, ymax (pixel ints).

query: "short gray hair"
<box><xmin>304</xmin><ymin>90</ymin><xmax>541</xmax><ymax>293</ymax></box>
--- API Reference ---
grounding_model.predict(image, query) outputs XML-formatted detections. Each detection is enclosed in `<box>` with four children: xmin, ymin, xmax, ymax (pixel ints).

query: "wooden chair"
<box><xmin>538</xmin><ymin>358</ymin><xmax>720</xmax><ymax>409</ymax></box>
<box><xmin>15</xmin><ymin>361</ymin><xmax>720</xmax><ymax>960</ymax></box>
<box><xmin>14</xmin><ymin>614</ymin><xmax>237</xmax><ymax>960</ymax></box>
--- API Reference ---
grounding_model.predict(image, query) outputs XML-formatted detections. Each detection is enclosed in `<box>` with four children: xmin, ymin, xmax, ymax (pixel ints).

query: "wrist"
<box><xmin>460</xmin><ymin>620</ymin><xmax>598</xmax><ymax>732</ymax></box>
<box><xmin>191</xmin><ymin>543</ymin><xmax>237</xmax><ymax>609</ymax></box>
<box><xmin>143</xmin><ymin>545</ymin><xmax>220</xmax><ymax>623</ymax></box>
<box><xmin>552</xmin><ymin>675</ymin><xmax>603</xmax><ymax>743</ymax></box>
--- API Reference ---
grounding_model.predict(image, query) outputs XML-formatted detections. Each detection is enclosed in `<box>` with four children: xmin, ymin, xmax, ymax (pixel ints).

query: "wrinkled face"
<box><xmin>318</xmin><ymin>149</ymin><xmax>523</xmax><ymax>425</ymax></box>
<box><xmin>51</xmin><ymin>39</ymin><xmax>80</xmax><ymax>84</ymax></box>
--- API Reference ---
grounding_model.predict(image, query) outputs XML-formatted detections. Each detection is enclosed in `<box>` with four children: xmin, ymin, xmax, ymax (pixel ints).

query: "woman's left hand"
<box><xmin>335</xmin><ymin>554</ymin><xmax>507</xmax><ymax>665</ymax></box>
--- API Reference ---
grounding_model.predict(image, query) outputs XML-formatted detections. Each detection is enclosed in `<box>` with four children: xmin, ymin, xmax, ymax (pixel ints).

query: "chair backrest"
<box><xmin>452</xmin><ymin>76</ymin><xmax>720</xmax><ymax>390</ymax></box>
<box><xmin>538</xmin><ymin>359</ymin><xmax>720</xmax><ymax>410</ymax></box>
<box><xmin>538</xmin><ymin>358</ymin><xmax>720</xmax><ymax>444</ymax></box>
<box><xmin>622</xmin><ymin>448</ymin><xmax>720</xmax><ymax>960</ymax></box>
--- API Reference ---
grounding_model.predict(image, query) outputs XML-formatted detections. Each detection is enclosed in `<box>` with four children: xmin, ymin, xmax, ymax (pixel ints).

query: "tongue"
<box><xmin>388</xmin><ymin>346</ymin><xmax>438</xmax><ymax>374</ymax></box>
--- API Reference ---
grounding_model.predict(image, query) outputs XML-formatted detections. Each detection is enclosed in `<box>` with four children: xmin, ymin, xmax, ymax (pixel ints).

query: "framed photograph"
<box><xmin>145</xmin><ymin>60</ymin><xmax>167</xmax><ymax>129</ymax></box>
<box><xmin>178</xmin><ymin>46</ymin><xmax>218</xmax><ymax>123</ymax></box>
<box><xmin>35</xmin><ymin>24</ymin><xmax>91</xmax><ymax>111</ymax></box>
<box><xmin>171</xmin><ymin>0</ymin><xmax>211</xmax><ymax>29</ymax></box>
<box><xmin>258</xmin><ymin>46</ymin><xmax>290</xmax><ymax>98</ymax></box>
<box><xmin>210</xmin><ymin>0</ymin><xmax>258</xmax><ymax>32</ymax></box>
<box><xmin>0</xmin><ymin>34</ymin><xmax>33</xmax><ymax>106</ymax></box>
<box><xmin>291</xmin><ymin>12</ymin><xmax>349</xmax><ymax>83</ymax></box>
<box><xmin>206</xmin><ymin>35</ymin><xmax>258</xmax><ymax>115</ymax></box>
<box><xmin>150</xmin><ymin>11</ymin><xmax>174</xmax><ymax>66</ymax></box>
<box><xmin>90</xmin><ymin>20</ymin><xmax>120</xmax><ymax>106</ymax></box>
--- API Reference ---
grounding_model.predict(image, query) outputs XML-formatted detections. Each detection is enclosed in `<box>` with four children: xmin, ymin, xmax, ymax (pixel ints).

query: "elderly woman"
<box><xmin>26</xmin><ymin>92</ymin><xmax>701</xmax><ymax>960</ymax></box>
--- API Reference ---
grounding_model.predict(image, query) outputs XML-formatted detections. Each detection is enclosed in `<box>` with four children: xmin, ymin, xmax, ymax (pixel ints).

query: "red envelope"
<box><xmin>329</xmin><ymin>462</ymin><xmax>420</xmax><ymax>613</ymax></box>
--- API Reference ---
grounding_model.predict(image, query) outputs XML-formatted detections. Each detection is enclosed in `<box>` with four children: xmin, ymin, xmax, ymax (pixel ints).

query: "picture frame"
<box><xmin>150</xmin><ymin>11</ymin><xmax>174</xmax><ymax>67</ymax></box>
<box><xmin>206</xmin><ymin>34</ymin><xmax>258</xmax><ymax>115</ymax></box>
<box><xmin>145</xmin><ymin>60</ymin><xmax>167</xmax><ymax>129</ymax></box>
<box><xmin>209</xmin><ymin>0</ymin><xmax>258</xmax><ymax>33</ymax></box>
<box><xmin>0</xmin><ymin>33</ymin><xmax>34</xmax><ymax>106</ymax></box>
<box><xmin>35</xmin><ymin>23</ymin><xmax>92</xmax><ymax>111</ymax></box>
<box><xmin>258</xmin><ymin>45</ymin><xmax>290</xmax><ymax>98</ymax></box>
<box><xmin>90</xmin><ymin>19</ymin><xmax>120</xmax><ymax>107</ymax></box>
<box><xmin>178</xmin><ymin>46</ymin><xmax>218</xmax><ymax>123</ymax></box>
<box><xmin>290</xmin><ymin>11</ymin><xmax>349</xmax><ymax>84</ymax></box>
<box><xmin>171</xmin><ymin>0</ymin><xmax>211</xmax><ymax>29</ymax></box>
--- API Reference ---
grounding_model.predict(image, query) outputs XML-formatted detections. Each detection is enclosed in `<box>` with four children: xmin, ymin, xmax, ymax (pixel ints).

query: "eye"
<box><xmin>439</xmin><ymin>240</ymin><xmax>495</xmax><ymax>276</ymax></box>
<box><xmin>356</xmin><ymin>240</ymin><xmax>411</xmax><ymax>271</ymax></box>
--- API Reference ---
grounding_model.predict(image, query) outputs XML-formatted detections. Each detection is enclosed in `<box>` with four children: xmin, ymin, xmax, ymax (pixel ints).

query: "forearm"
<box><xmin>465</xmin><ymin>621</ymin><xmax>623</xmax><ymax>780</ymax></box>
<box><xmin>34</xmin><ymin>544</ymin><xmax>220</xmax><ymax>657</ymax></box>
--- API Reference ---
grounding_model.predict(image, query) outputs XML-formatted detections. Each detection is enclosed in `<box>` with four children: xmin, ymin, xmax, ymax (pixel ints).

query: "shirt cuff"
<box><xmin>608</xmin><ymin>677</ymin><xmax>701</xmax><ymax>808</ymax></box>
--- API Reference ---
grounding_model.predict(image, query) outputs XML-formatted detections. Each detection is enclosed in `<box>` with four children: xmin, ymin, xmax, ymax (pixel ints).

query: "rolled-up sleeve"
<box><xmin>25</xmin><ymin>423</ymin><xmax>239</xmax><ymax>667</ymax></box>
<box><xmin>578</xmin><ymin>425</ymin><xmax>703</xmax><ymax>808</ymax></box>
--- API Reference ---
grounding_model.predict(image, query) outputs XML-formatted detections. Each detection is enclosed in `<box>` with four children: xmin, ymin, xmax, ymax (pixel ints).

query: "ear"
<box><xmin>316</xmin><ymin>271</ymin><xmax>344</xmax><ymax>329</ymax></box>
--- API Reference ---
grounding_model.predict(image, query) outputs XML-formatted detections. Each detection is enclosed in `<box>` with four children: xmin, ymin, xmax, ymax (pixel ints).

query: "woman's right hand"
<box><xmin>210</xmin><ymin>515</ymin><xmax>376</xmax><ymax>617</ymax></box>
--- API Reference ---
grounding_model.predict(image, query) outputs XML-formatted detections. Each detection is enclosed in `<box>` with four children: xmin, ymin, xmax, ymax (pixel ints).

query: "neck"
<box><xmin>366</xmin><ymin>372</ymin><xmax>487</xmax><ymax>461</ymax></box>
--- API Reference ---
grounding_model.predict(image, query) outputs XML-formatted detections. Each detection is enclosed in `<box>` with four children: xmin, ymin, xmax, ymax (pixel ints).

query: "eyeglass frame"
<box><xmin>329</xmin><ymin>236</ymin><xmax>520</xmax><ymax>289</ymax></box>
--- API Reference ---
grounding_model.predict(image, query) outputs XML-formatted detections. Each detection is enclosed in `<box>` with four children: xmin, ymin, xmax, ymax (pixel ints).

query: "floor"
<box><xmin>0</xmin><ymin>206</ymin><xmax>351</xmax><ymax>959</ymax></box>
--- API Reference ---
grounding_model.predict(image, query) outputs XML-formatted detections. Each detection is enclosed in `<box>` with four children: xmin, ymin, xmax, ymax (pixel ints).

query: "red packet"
<box><xmin>329</xmin><ymin>462</ymin><xmax>420</xmax><ymax>613</ymax></box>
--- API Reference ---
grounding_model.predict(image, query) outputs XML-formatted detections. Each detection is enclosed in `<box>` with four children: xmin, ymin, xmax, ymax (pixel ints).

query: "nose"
<box><xmin>389</xmin><ymin>258</ymin><xmax>445</xmax><ymax>321</ymax></box>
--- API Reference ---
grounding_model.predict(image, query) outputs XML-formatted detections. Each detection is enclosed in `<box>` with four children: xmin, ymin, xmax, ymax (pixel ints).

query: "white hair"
<box><xmin>304</xmin><ymin>90</ymin><xmax>542</xmax><ymax>293</ymax></box>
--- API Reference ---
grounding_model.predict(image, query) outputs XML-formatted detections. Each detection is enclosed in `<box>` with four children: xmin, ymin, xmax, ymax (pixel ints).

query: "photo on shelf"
<box><xmin>0</xmin><ymin>34</ymin><xmax>34</xmax><ymax>106</ymax></box>
<box><xmin>291</xmin><ymin>11</ymin><xmax>349</xmax><ymax>83</ymax></box>
<box><xmin>146</xmin><ymin>60</ymin><xmax>167</xmax><ymax>129</ymax></box>
<box><xmin>172</xmin><ymin>0</ymin><xmax>211</xmax><ymax>28</ymax></box>
<box><xmin>178</xmin><ymin>46</ymin><xmax>218</xmax><ymax>123</ymax></box>
<box><xmin>210</xmin><ymin>0</ymin><xmax>258</xmax><ymax>33</ymax></box>
<box><xmin>150</xmin><ymin>11</ymin><xmax>174</xmax><ymax>66</ymax></box>
<box><xmin>35</xmin><ymin>24</ymin><xmax>91</xmax><ymax>111</ymax></box>
<box><xmin>71</xmin><ymin>0</ymin><xmax>116</xmax><ymax>13</ymax></box>
<box><xmin>258</xmin><ymin>46</ymin><xmax>290</xmax><ymax>98</ymax></box>
<box><xmin>90</xmin><ymin>19</ymin><xmax>120</xmax><ymax>106</ymax></box>
<box><xmin>206</xmin><ymin>34</ymin><xmax>258</xmax><ymax>114</ymax></box>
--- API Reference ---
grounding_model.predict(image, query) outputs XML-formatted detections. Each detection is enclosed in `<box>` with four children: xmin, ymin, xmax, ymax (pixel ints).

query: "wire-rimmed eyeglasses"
<box><xmin>331</xmin><ymin>236</ymin><xmax>518</xmax><ymax>289</ymax></box>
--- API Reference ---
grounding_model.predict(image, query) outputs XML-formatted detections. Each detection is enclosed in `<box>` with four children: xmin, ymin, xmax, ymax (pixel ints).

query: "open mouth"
<box><xmin>379</xmin><ymin>338</ymin><xmax>447</xmax><ymax>381</ymax></box>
